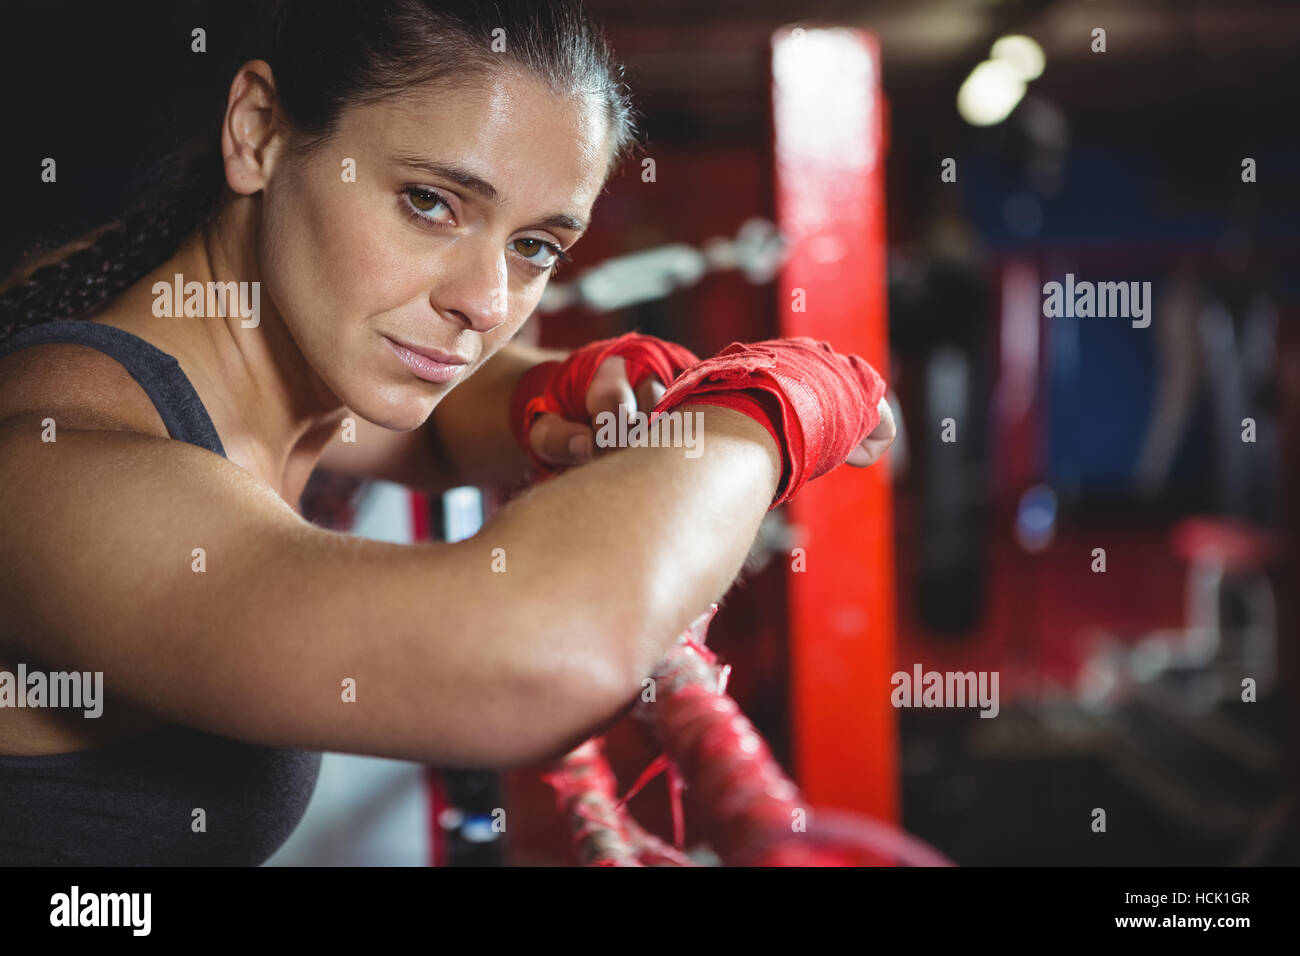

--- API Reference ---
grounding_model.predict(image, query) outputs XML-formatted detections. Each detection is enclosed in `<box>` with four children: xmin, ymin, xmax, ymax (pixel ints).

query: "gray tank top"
<box><xmin>0</xmin><ymin>319</ymin><xmax>322</xmax><ymax>865</ymax></box>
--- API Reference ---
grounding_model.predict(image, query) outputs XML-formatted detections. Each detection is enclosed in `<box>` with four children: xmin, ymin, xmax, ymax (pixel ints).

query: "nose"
<box><xmin>431</xmin><ymin>239</ymin><xmax>510</xmax><ymax>334</ymax></box>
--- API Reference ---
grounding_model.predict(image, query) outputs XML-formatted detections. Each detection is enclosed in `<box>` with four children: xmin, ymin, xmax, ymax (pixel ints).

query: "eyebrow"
<box><xmin>392</xmin><ymin>155</ymin><xmax>589</xmax><ymax>234</ymax></box>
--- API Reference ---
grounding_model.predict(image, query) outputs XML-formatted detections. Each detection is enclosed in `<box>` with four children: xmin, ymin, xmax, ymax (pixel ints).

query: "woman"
<box><xmin>0</xmin><ymin>0</ymin><xmax>894</xmax><ymax>865</ymax></box>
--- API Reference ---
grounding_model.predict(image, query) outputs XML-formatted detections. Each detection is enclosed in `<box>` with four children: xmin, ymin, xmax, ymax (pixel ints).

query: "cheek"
<box><xmin>260</xmin><ymin>172</ymin><xmax>419</xmax><ymax>346</ymax></box>
<box><xmin>445</xmin><ymin>298</ymin><xmax>534</xmax><ymax>387</ymax></box>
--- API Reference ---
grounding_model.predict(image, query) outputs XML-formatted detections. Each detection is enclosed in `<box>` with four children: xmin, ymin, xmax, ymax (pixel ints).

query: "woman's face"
<box><xmin>258</xmin><ymin>69</ymin><xmax>612</xmax><ymax>430</ymax></box>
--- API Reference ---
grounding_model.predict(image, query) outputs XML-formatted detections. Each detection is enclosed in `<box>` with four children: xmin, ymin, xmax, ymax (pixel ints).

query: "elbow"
<box><xmin>464</xmin><ymin>541</ymin><xmax>671</xmax><ymax>767</ymax></box>
<box><xmin>484</xmin><ymin>608</ymin><xmax>651</xmax><ymax>768</ymax></box>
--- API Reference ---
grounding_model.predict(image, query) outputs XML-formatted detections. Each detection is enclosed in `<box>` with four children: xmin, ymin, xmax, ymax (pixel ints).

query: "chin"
<box><xmin>376</xmin><ymin>399</ymin><xmax>440</xmax><ymax>433</ymax></box>
<box><xmin>339</xmin><ymin>380</ymin><xmax>442</xmax><ymax>433</ymax></box>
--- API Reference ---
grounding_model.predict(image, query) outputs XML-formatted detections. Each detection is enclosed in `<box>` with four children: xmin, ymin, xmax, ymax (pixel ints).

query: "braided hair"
<box><xmin>0</xmin><ymin>146</ymin><xmax>227</xmax><ymax>341</ymax></box>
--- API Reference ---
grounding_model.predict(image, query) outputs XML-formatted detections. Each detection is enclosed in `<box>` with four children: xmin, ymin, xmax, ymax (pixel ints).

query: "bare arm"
<box><xmin>0</xmin><ymin>401</ymin><xmax>777</xmax><ymax>768</ymax></box>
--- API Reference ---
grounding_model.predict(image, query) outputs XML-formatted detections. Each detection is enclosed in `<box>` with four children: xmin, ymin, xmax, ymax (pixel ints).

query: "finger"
<box><xmin>846</xmin><ymin>396</ymin><xmax>897</xmax><ymax>468</ymax></box>
<box><xmin>868</xmin><ymin>395</ymin><xmax>897</xmax><ymax>442</ymax></box>
<box><xmin>586</xmin><ymin>356</ymin><xmax>639</xmax><ymax>455</ymax></box>
<box><xmin>530</xmin><ymin>413</ymin><xmax>595</xmax><ymax>467</ymax></box>
<box><xmin>635</xmin><ymin>375</ymin><xmax>667</xmax><ymax>413</ymax></box>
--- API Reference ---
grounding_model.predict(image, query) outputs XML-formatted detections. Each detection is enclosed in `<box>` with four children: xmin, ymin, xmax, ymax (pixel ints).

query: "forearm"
<box><xmin>484</xmin><ymin>403</ymin><xmax>781</xmax><ymax>703</ymax></box>
<box><xmin>429</xmin><ymin>339</ymin><xmax>568</xmax><ymax>488</ymax></box>
<box><xmin>370</xmin><ymin>403</ymin><xmax>780</xmax><ymax>766</ymax></box>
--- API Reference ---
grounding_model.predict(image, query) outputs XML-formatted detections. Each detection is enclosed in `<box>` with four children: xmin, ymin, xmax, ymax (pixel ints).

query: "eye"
<box><xmin>403</xmin><ymin>187</ymin><xmax>454</xmax><ymax>224</ymax></box>
<box><xmin>509</xmin><ymin>237</ymin><xmax>563</xmax><ymax>272</ymax></box>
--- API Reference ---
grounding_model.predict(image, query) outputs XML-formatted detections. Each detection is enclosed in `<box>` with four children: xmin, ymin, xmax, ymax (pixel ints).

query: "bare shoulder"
<box><xmin>0</xmin><ymin>327</ymin><xmax>170</xmax><ymax>439</ymax></box>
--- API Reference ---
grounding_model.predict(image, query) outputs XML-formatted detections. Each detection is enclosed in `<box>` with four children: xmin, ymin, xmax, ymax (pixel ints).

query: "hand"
<box><xmin>528</xmin><ymin>355</ymin><xmax>670</xmax><ymax>468</ymax></box>
<box><xmin>508</xmin><ymin>332</ymin><xmax>699</xmax><ymax>476</ymax></box>
<box><xmin>650</xmin><ymin>336</ymin><xmax>890</xmax><ymax>508</ymax></box>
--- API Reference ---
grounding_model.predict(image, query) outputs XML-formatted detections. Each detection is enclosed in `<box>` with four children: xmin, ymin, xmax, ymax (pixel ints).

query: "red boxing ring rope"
<box><xmin>543</xmin><ymin>605</ymin><xmax>953</xmax><ymax>867</ymax></box>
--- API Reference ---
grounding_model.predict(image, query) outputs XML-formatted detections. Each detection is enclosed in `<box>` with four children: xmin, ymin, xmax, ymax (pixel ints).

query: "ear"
<box><xmin>220</xmin><ymin>59</ymin><xmax>287</xmax><ymax>196</ymax></box>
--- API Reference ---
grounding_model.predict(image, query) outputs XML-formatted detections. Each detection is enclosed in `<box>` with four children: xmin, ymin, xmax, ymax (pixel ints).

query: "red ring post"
<box><xmin>771</xmin><ymin>26</ymin><xmax>899</xmax><ymax>823</ymax></box>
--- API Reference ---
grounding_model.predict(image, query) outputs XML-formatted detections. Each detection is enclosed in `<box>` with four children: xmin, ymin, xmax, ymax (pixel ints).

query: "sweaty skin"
<box><xmin>0</xmin><ymin>60</ymin><xmax>891</xmax><ymax>765</ymax></box>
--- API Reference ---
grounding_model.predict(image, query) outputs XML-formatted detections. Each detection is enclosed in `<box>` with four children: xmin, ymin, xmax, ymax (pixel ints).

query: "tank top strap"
<box><xmin>0</xmin><ymin>319</ymin><xmax>226</xmax><ymax>457</ymax></box>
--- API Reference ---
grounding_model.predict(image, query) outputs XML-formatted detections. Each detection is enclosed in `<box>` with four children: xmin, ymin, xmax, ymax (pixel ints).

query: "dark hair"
<box><xmin>0</xmin><ymin>0</ymin><xmax>637</xmax><ymax>340</ymax></box>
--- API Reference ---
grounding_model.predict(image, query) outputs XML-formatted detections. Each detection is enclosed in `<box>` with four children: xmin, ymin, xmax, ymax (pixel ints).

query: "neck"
<box><xmin>101</xmin><ymin>195</ymin><xmax>348</xmax><ymax>503</ymax></box>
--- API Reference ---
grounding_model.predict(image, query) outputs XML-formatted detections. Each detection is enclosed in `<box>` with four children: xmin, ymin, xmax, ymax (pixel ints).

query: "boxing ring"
<box><xmin>543</xmin><ymin>606</ymin><xmax>950</xmax><ymax>866</ymax></box>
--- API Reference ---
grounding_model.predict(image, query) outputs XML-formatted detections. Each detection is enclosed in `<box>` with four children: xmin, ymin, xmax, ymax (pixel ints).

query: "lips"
<box><xmin>384</xmin><ymin>336</ymin><xmax>473</xmax><ymax>385</ymax></box>
<box><xmin>386</xmin><ymin>337</ymin><xmax>471</xmax><ymax>365</ymax></box>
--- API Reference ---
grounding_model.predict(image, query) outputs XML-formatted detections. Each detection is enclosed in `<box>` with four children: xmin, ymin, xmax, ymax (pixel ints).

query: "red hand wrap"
<box><xmin>508</xmin><ymin>332</ymin><xmax>700</xmax><ymax>473</ymax></box>
<box><xmin>650</xmin><ymin>337</ymin><xmax>887</xmax><ymax>508</ymax></box>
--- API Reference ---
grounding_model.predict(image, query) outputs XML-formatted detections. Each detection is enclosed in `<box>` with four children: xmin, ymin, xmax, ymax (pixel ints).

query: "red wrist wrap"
<box><xmin>508</xmin><ymin>332</ymin><xmax>700</xmax><ymax>474</ymax></box>
<box><xmin>650</xmin><ymin>337</ymin><xmax>887</xmax><ymax>508</ymax></box>
<box><xmin>508</xmin><ymin>360</ymin><xmax>562</xmax><ymax>455</ymax></box>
